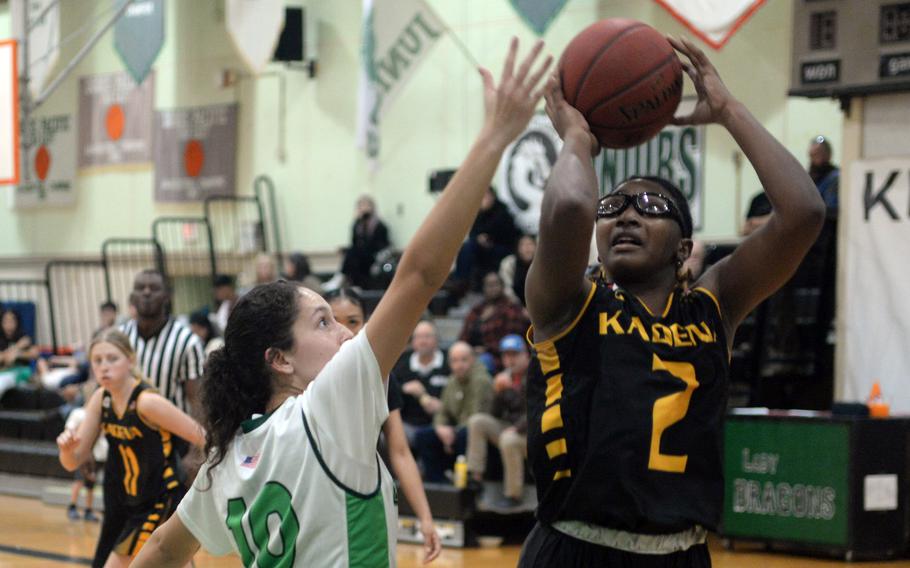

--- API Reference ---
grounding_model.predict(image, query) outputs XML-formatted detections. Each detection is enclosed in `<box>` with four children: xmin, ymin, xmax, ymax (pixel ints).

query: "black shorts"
<box><xmin>518</xmin><ymin>522</ymin><xmax>712</xmax><ymax>568</ymax></box>
<box><xmin>92</xmin><ymin>490</ymin><xmax>182</xmax><ymax>568</ymax></box>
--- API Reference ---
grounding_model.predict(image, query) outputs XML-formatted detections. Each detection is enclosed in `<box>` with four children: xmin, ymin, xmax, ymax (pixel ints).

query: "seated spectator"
<box><xmin>212</xmin><ymin>274</ymin><xmax>238</xmax><ymax>334</ymax></box>
<box><xmin>392</xmin><ymin>320</ymin><xmax>451</xmax><ymax>445</ymax></box>
<box><xmin>283</xmin><ymin>252</ymin><xmax>324</xmax><ymax>294</ymax></box>
<box><xmin>453</xmin><ymin>187</ymin><xmax>519</xmax><ymax>294</ymax></box>
<box><xmin>459</xmin><ymin>272</ymin><xmax>530</xmax><ymax>372</ymax></box>
<box><xmin>189</xmin><ymin>311</ymin><xmax>224</xmax><ymax>357</ymax></box>
<box><xmin>94</xmin><ymin>301</ymin><xmax>118</xmax><ymax>337</ymax></box>
<box><xmin>743</xmin><ymin>190</ymin><xmax>772</xmax><ymax>236</ymax></box>
<box><xmin>499</xmin><ymin>234</ymin><xmax>536</xmax><ymax>306</ymax></box>
<box><xmin>239</xmin><ymin>253</ymin><xmax>279</xmax><ymax>295</ymax></box>
<box><xmin>467</xmin><ymin>334</ymin><xmax>529</xmax><ymax>508</ymax></box>
<box><xmin>327</xmin><ymin>195</ymin><xmax>390</xmax><ymax>290</ymax></box>
<box><xmin>415</xmin><ymin>342</ymin><xmax>492</xmax><ymax>483</ymax></box>
<box><xmin>1</xmin><ymin>308</ymin><xmax>38</xmax><ymax>369</ymax></box>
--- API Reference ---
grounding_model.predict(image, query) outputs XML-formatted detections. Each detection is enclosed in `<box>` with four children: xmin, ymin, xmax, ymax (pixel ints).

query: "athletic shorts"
<box><xmin>92</xmin><ymin>490</ymin><xmax>181</xmax><ymax>568</ymax></box>
<box><xmin>518</xmin><ymin>522</ymin><xmax>712</xmax><ymax>568</ymax></box>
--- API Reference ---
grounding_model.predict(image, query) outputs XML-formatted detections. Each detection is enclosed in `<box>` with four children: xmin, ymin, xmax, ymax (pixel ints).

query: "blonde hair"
<box><xmin>89</xmin><ymin>329</ymin><xmax>143</xmax><ymax>381</ymax></box>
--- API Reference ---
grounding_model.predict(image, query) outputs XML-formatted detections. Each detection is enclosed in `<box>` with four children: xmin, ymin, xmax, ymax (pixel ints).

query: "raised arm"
<box><xmin>670</xmin><ymin>37</ymin><xmax>825</xmax><ymax>333</ymax></box>
<box><xmin>137</xmin><ymin>391</ymin><xmax>206</xmax><ymax>447</ymax></box>
<box><xmin>57</xmin><ymin>388</ymin><xmax>103</xmax><ymax>471</ymax></box>
<box><xmin>525</xmin><ymin>75</ymin><xmax>600</xmax><ymax>340</ymax></box>
<box><xmin>368</xmin><ymin>39</ymin><xmax>552</xmax><ymax>376</ymax></box>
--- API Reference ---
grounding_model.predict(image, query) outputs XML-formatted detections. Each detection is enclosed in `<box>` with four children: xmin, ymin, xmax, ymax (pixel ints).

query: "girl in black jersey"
<box><xmin>519</xmin><ymin>37</ymin><xmax>826</xmax><ymax>566</ymax></box>
<box><xmin>57</xmin><ymin>330</ymin><xmax>205</xmax><ymax>567</ymax></box>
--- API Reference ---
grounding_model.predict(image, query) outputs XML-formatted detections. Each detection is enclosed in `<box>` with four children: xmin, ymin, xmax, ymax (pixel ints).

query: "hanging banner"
<box><xmin>154</xmin><ymin>104</ymin><xmax>238</xmax><ymax>202</ymax></box>
<box><xmin>226</xmin><ymin>0</ymin><xmax>285</xmax><ymax>75</ymax></box>
<box><xmin>11</xmin><ymin>114</ymin><xmax>75</xmax><ymax>208</ymax></box>
<box><xmin>77</xmin><ymin>71</ymin><xmax>154</xmax><ymax>169</ymax></box>
<box><xmin>114</xmin><ymin>0</ymin><xmax>165</xmax><ymax>85</ymax></box>
<box><xmin>654</xmin><ymin>0</ymin><xmax>766</xmax><ymax>50</ymax></box>
<box><xmin>356</xmin><ymin>0</ymin><xmax>446</xmax><ymax>161</ymax></box>
<box><xmin>841</xmin><ymin>158</ymin><xmax>910</xmax><ymax>413</ymax></box>
<box><xmin>0</xmin><ymin>40</ymin><xmax>18</xmax><ymax>186</ymax></box>
<box><xmin>509</xmin><ymin>0</ymin><xmax>569</xmax><ymax>36</ymax></box>
<box><xmin>11</xmin><ymin>0</ymin><xmax>60</xmax><ymax>100</ymax></box>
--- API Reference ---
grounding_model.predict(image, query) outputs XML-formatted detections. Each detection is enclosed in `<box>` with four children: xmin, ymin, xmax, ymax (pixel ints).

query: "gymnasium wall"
<box><xmin>0</xmin><ymin>0</ymin><xmax>842</xmax><ymax>261</ymax></box>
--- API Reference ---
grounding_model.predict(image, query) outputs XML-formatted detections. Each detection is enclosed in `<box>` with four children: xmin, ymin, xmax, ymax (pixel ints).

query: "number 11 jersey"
<box><xmin>526</xmin><ymin>282</ymin><xmax>729</xmax><ymax>534</ymax></box>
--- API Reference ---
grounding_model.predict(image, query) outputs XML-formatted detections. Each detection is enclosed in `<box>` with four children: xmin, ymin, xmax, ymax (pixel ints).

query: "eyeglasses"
<box><xmin>596</xmin><ymin>192</ymin><xmax>684</xmax><ymax>232</ymax></box>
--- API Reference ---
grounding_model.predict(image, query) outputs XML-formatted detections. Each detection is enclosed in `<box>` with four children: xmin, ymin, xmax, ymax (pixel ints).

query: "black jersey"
<box><xmin>101</xmin><ymin>381</ymin><xmax>181</xmax><ymax>507</ymax></box>
<box><xmin>526</xmin><ymin>282</ymin><xmax>729</xmax><ymax>533</ymax></box>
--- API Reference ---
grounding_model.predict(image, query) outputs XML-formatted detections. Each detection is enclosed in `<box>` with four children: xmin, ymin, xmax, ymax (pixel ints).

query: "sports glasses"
<box><xmin>596</xmin><ymin>192</ymin><xmax>685</xmax><ymax>233</ymax></box>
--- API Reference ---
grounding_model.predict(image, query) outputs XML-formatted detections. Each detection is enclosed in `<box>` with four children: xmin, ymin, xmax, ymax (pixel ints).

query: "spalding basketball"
<box><xmin>559</xmin><ymin>19</ymin><xmax>683</xmax><ymax>149</ymax></box>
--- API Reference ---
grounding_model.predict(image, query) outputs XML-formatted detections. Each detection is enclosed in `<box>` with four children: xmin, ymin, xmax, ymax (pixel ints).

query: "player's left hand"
<box><xmin>667</xmin><ymin>36</ymin><xmax>737</xmax><ymax>127</ymax></box>
<box><xmin>421</xmin><ymin>520</ymin><xmax>442</xmax><ymax>563</ymax></box>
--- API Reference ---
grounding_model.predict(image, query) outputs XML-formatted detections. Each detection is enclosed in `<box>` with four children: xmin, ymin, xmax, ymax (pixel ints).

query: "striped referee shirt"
<box><xmin>119</xmin><ymin>318</ymin><xmax>205</xmax><ymax>412</ymax></box>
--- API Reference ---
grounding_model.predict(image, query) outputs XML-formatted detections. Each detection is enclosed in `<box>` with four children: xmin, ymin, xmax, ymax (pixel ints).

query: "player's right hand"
<box><xmin>56</xmin><ymin>429</ymin><xmax>80</xmax><ymax>452</ymax></box>
<box><xmin>543</xmin><ymin>73</ymin><xmax>599</xmax><ymax>156</ymax></box>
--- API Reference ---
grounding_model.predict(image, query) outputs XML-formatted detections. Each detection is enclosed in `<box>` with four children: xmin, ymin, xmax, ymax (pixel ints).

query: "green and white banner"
<box><xmin>509</xmin><ymin>0</ymin><xmax>568</xmax><ymax>36</ymax></box>
<box><xmin>356</xmin><ymin>0</ymin><xmax>446</xmax><ymax>161</ymax></box>
<box><xmin>226</xmin><ymin>0</ymin><xmax>285</xmax><ymax>75</ymax></box>
<box><xmin>114</xmin><ymin>0</ymin><xmax>165</xmax><ymax>85</ymax></box>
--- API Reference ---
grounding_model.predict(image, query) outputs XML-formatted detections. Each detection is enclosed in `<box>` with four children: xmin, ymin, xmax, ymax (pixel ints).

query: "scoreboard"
<box><xmin>791</xmin><ymin>0</ymin><xmax>910</xmax><ymax>97</ymax></box>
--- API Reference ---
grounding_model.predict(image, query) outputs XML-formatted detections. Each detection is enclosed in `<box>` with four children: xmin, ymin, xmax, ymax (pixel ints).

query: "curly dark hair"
<box><xmin>200</xmin><ymin>280</ymin><xmax>301</xmax><ymax>485</ymax></box>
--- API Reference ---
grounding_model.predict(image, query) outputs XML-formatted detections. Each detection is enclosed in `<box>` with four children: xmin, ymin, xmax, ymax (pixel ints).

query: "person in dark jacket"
<box><xmin>453</xmin><ymin>186</ymin><xmax>519</xmax><ymax>292</ymax></box>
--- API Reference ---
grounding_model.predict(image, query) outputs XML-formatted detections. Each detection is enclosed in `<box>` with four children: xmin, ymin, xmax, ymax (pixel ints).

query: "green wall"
<box><xmin>0</xmin><ymin>0</ymin><xmax>842</xmax><ymax>258</ymax></box>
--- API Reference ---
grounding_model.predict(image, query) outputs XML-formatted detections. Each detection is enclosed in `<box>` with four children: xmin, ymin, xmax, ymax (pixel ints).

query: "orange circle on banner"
<box><xmin>184</xmin><ymin>140</ymin><xmax>205</xmax><ymax>178</ymax></box>
<box><xmin>34</xmin><ymin>145</ymin><xmax>51</xmax><ymax>181</ymax></box>
<box><xmin>105</xmin><ymin>104</ymin><xmax>125</xmax><ymax>140</ymax></box>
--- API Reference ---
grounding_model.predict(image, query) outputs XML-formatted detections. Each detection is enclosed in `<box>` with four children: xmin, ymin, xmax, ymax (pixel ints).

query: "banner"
<box><xmin>11</xmin><ymin>114</ymin><xmax>75</xmax><ymax>208</ymax></box>
<box><xmin>114</xmin><ymin>0</ymin><xmax>165</xmax><ymax>85</ymax></box>
<box><xmin>226</xmin><ymin>0</ymin><xmax>285</xmax><ymax>75</ymax></box>
<box><xmin>0</xmin><ymin>40</ymin><xmax>18</xmax><ymax>185</ymax></box>
<box><xmin>77</xmin><ymin>71</ymin><xmax>154</xmax><ymax>169</ymax></box>
<box><xmin>842</xmin><ymin>159</ymin><xmax>910</xmax><ymax>413</ymax></box>
<box><xmin>11</xmin><ymin>0</ymin><xmax>60</xmax><ymax>99</ymax></box>
<box><xmin>509</xmin><ymin>0</ymin><xmax>569</xmax><ymax>36</ymax></box>
<box><xmin>154</xmin><ymin>104</ymin><xmax>238</xmax><ymax>202</ymax></box>
<box><xmin>654</xmin><ymin>0</ymin><xmax>766</xmax><ymax>49</ymax></box>
<box><xmin>356</xmin><ymin>0</ymin><xmax>446</xmax><ymax>160</ymax></box>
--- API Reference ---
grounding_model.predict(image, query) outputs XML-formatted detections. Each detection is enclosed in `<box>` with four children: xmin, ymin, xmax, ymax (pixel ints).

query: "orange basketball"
<box><xmin>559</xmin><ymin>19</ymin><xmax>683</xmax><ymax>149</ymax></box>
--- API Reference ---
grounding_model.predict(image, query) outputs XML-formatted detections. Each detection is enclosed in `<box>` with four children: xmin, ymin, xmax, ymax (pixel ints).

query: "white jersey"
<box><xmin>177</xmin><ymin>329</ymin><xmax>397</xmax><ymax>567</ymax></box>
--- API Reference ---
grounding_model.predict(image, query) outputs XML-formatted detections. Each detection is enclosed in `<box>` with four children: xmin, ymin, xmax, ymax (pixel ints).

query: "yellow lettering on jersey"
<box><xmin>649</xmin><ymin>354</ymin><xmax>700</xmax><ymax>473</ymax></box>
<box><xmin>671</xmin><ymin>324</ymin><xmax>695</xmax><ymax>347</ymax></box>
<box><xmin>686</xmin><ymin>323</ymin><xmax>714</xmax><ymax>344</ymax></box>
<box><xmin>626</xmin><ymin>317</ymin><xmax>650</xmax><ymax>341</ymax></box>
<box><xmin>651</xmin><ymin>323</ymin><xmax>673</xmax><ymax>346</ymax></box>
<box><xmin>600</xmin><ymin>311</ymin><xmax>625</xmax><ymax>335</ymax></box>
<box><xmin>103</xmin><ymin>423</ymin><xmax>144</xmax><ymax>440</ymax></box>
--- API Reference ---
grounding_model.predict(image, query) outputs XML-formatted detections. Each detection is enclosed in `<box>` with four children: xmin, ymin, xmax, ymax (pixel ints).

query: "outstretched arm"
<box><xmin>137</xmin><ymin>391</ymin><xmax>206</xmax><ymax>447</ymax></box>
<box><xmin>57</xmin><ymin>388</ymin><xmax>102</xmax><ymax>471</ymax></box>
<box><xmin>368</xmin><ymin>39</ymin><xmax>552</xmax><ymax>376</ymax></box>
<box><xmin>525</xmin><ymin>75</ymin><xmax>600</xmax><ymax>341</ymax></box>
<box><xmin>671</xmin><ymin>37</ymin><xmax>825</xmax><ymax>335</ymax></box>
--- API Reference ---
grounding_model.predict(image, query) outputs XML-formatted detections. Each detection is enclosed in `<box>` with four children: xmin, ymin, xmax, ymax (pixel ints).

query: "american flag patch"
<box><xmin>241</xmin><ymin>454</ymin><xmax>260</xmax><ymax>469</ymax></box>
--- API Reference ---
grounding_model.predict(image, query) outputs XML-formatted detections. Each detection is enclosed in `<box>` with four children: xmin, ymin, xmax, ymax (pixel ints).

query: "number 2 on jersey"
<box><xmin>648</xmin><ymin>353</ymin><xmax>699</xmax><ymax>473</ymax></box>
<box><xmin>227</xmin><ymin>482</ymin><xmax>300</xmax><ymax>568</ymax></box>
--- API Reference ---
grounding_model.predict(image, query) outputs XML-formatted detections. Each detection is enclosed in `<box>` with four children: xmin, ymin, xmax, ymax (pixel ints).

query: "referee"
<box><xmin>119</xmin><ymin>270</ymin><xmax>205</xmax><ymax>418</ymax></box>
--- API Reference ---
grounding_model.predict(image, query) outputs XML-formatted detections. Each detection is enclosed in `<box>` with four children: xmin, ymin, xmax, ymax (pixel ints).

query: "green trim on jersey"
<box><xmin>301</xmin><ymin>408</ymin><xmax>381</xmax><ymax>499</ymax></box>
<box><xmin>241</xmin><ymin>408</ymin><xmax>278</xmax><ymax>434</ymax></box>
<box><xmin>346</xmin><ymin>492</ymin><xmax>390</xmax><ymax>568</ymax></box>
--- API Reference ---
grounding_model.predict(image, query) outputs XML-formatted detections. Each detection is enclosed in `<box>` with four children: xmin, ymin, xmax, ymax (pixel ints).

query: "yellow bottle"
<box><xmin>454</xmin><ymin>455</ymin><xmax>468</xmax><ymax>489</ymax></box>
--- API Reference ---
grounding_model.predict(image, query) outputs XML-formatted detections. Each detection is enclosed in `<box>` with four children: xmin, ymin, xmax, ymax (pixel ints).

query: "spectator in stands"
<box><xmin>95</xmin><ymin>301</ymin><xmax>118</xmax><ymax>337</ymax></box>
<box><xmin>415</xmin><ymin>341</ymin><xmax>493</xmax><ymax>483</ymax></box>
<box><xmin>500</xmin><ymin>234</ymin><xmax>537</xmax><ymax>306</ymax></box>
<box><xmin>459</xmin><ymin>271</ymin><xmax>531</xmax><ymax>372</ymax></box>
<box><xmin>283</xmin><ymin>251</ymin><xmax>324</xmax><ymax>294</ymax></box>
<box><xmin>120</xmin><ymin>270</ymin><xmax>205</xmax><ymax>419</ymax></box>
<box><xmin>327</xmin><ymin>195</ymin><xmax>391</xmax><ymax>290</ymax></box>
<box><xmin>239</xmin><ymin>253</ymin><xmax>279</xmax><ymax>296</ymax></box>
<box><xmin>393</xmin><ymin>320</ymin><xmax>450</xmax><ymax>446</ymax></box>
<box><xmin>743</xmin><ymin>190</ymin><xmax>772</xmax><ymax>236</ymax></box>
<box><xmin>809</xmin><ymin>135</ymin><xmax>839</xmax><ymax>211</ymax></box>
<box><xmin>452</xmin><ymin>187</ymin><xmax>520</xmax><ymax>294</ymax></box>
<box><xmin>189</xmin><ymin>311</ymin><xmax>224</xmax><ymax>358</ymax></box>
<box><xmin>0</xmin><ymin>308</ymin><xmax>38</xmax><ymax>369</ymax></box>
<box><xmin>212</xmin><ymin>274</ymin><xmax>238</xmax><ymax>334</ymax></box>
<box><xmin>324</xmin><ymin>286</ymin><xmax>442</xmax><ymax>561</ymax></box>
<box><xmin>467</xmin><ymin>334</ymin><xmax>529</xmax><ymax>509</ymax></box>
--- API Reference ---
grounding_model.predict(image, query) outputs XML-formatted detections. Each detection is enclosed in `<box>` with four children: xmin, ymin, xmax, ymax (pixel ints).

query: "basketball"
<box><xmin>559</xmin><ymin>19</ymin><xmax>683</xmax><ymax>149</ymax></box>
